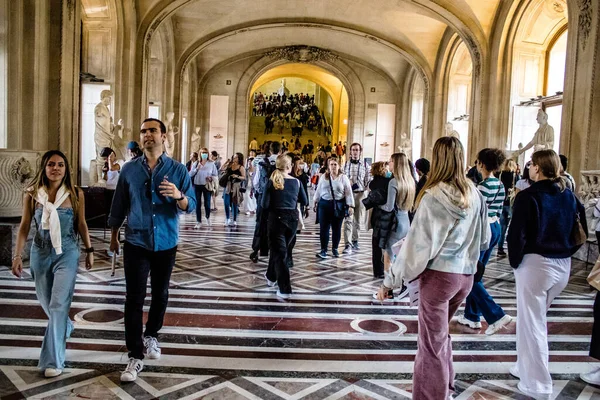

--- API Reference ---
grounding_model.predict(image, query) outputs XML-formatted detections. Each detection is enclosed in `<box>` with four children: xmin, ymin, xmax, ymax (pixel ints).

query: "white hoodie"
<box><xmin>385</xmin><ymin>181</ymin><xmax>491</xmax><ymax>288</ymax></box>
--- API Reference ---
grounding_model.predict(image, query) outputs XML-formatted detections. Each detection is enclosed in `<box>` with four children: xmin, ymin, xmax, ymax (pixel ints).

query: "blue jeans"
<box><xmin>30</xmin><ymin>237</ymin><xmax>79</xmax><ymax>370</ymax></box>
<box><xmin>498</xmin><ymin>205</ymin><xmax>511</xmax><ymax>251</ymax></box>
<box><xmin>223</xmin><ymin>193</ymin><xmax>239</xmax><ymax>221</ymax></box>
<box><xmin>194</xmin><ymin>184</ymin><xmax>212</xmax><ymax>222</ymax></box>
<box><xmin>464</xmin><ymin>221</ymin><xmax>506</xmax><ymax>324</ymax></box>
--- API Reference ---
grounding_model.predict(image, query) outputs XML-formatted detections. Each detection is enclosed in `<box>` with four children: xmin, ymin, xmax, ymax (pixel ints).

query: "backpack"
<box><xmin>256</xmin><ymin>155</ymin><xmax>276</xmax><ymax>194</ymax></box>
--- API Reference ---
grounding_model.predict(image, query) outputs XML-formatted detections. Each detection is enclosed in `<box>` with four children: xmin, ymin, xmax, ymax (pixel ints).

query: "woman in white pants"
<box><xmin>507</xmin><ymin>149</ymin><xmax>587</xmax><ymax>399</ymax></box>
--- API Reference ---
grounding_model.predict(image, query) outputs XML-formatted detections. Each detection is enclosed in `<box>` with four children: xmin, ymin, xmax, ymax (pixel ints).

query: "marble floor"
<box><xmin>1</xmin><ymin>199</ymin><xmax>599</xmax><ymax>399</ymax></box>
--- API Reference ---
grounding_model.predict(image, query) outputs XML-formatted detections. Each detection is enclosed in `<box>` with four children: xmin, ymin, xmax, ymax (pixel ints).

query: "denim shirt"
<box><xmin>108</xmin><ymin>153</ymin><xmax>196</xmax><ymax>252</ymax></box>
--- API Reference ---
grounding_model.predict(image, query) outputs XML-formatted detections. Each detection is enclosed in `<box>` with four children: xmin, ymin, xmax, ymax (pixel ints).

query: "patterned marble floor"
<box><xmin>1</xmin><ymin>197</ymin><xmax>599</xmax><ymax>399</ymax></box>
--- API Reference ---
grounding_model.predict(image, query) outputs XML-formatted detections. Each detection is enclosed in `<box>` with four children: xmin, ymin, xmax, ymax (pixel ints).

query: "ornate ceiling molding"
<box><xmin>264</xmin><ymin>46</ymin><xmax>339</xmax><ymax>64</ymax></box>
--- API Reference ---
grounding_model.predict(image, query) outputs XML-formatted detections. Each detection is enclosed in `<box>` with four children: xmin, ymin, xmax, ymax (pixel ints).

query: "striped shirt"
<box><xmin>478</xmin><ymin>177</ymin><xmax>505</xmax><ymax>221</ymax></box>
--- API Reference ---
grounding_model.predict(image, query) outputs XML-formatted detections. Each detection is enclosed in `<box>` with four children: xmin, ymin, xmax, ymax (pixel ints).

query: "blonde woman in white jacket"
<box><xmin>377</xmin><ymin>136</ymin><xmax>490</xmax><ymax>400</ymax></box>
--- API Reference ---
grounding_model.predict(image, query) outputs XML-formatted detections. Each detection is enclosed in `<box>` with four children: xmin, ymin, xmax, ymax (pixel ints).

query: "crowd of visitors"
<box><xmin>253</xmin><ymin>91</ymin><xmax>332</xmax><ymax>136</ymax></box>
<box><xmin>10</xmin><ymin>114</ymin><xmax>597</xmax><ymax>400</ymax></box>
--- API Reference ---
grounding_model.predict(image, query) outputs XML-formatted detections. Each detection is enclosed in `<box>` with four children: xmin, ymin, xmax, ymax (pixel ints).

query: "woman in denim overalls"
<box><xmin>12</xmin><ymin>150</ymin><xmax>94</xmax><ymax>378</ymax></box>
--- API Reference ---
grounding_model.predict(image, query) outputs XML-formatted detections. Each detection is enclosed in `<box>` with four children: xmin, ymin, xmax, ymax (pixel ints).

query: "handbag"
<box><xmin>328</xmin><ymin>175</ymin><xmax>348</xmax><ymax>219</ymax></box>
<box><xmin>587</xmin><ymin>257</ymin><xmax>600</xmax><ymax>290</ymax></box>
<box><xmin>571</xmin><ymin>211</ymin><xmax>587</xmax><ymax>246</ymax></box>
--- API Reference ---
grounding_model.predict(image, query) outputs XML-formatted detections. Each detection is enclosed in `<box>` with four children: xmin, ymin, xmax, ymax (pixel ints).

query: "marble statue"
<box><xmin>277</xmin><ymin>79</ymin><xmax>290</xmax><ymax>97</ymax></box>
<box><xmin>191</xmin><ymin>127</ymin><xmax>201</xmax><ymax>154</ymax></box>
<box><xmin>514</xmin><ymin>109</ymin><xmax>554</xmax><ymax>157</ymax></box>
<box><xmin>164</xmin><ymin>112</ymin><xmax>179</xmax><ymax>158</ymax></box>
<box><xmin>445</xmin><ymin>122</ymin><xmax>460</xmax><ymax>139</ymax></box>
<box><xmin>91</xmin><ymin>90</ymin><xmax>126</xmax><ymax>186</ymax></box>
<box><xmin>397</xmin><ymin>132</ymin><xmax>412</xmax><ymax>160</ymax></box>
<box><xmin>580</xmin><ymin>170</ymin><xmax>600</xmax><ymax>237</ymax></box>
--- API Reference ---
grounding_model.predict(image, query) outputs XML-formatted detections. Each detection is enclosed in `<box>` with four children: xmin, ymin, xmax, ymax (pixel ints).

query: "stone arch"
<box><xmin>228</xmin><ymin>56</ymin><xmax>367</xmax><ymax>155</ymax></box>
<box><xmin>131</xmin><ymin>0</ymin><xmax>487</xmax><ymax>127</ymax></box>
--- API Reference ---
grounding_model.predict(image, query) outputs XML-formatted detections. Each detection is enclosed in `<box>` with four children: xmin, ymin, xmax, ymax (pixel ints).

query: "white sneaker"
<box><xmin>581</xmin><ymin>366</ymin><xmax>600</xmax><ymax>385</ymax></box>
<box><xmin>44</xmin><ymin>368</ymin><xmax>62</xmax><ymax>378</ymax></box>
<box><xmin>264</xmin><ymin>272</ymin><xmax>277</xmax><ymax>287</ymax></box>
<box><xmin>485</xmin><ymin>314</ymin><xmax>512</xmax><ymax>335</ymax></box>
<box><xmin>224</xmin><ymin>218</ymin><xmax>230</xmax><ymax>226</ymax></box>
<box><xmin>206</xmin><ymin>218</ymin><xmax>212</xmax><ymax>226</ymax></box>
<box><xmin>143</xmin><ymin>336</ymin><xmax>161</xmax><ymax>359</ymax></box>
<box><xmin>120</xmin><ymin>358</ymin><xmax>143</xmax><ymax>382</ymax></box>
<box><xmin>276</xmin><ymin>290</ymin><xmax>291</xmax><ymax>299</ymax></box>
<box><xmin>233</xmin><ymin>221</ymin><xmax>238</xmax><ymax>227</ymax></box>
<box><xmin>194</xmin><ymin>223</ymin><xmax>201</xmax><ymax>229</ymax></box>
<box><xmin>457</xmin><ymin>315</ymin><xmax>482</xmax><ymax>329</ymax></box>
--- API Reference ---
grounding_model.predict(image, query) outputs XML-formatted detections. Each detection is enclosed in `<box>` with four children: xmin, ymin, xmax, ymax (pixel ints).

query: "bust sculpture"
<box><xmin>164</xmin><ymin>112</ymin><xmax>179</xmax><ymax>158</ymax></box>
<box><xmin>191</xmin><ymin>127</ymin><xmax>201</xmax><ymax>154</ymax></box>
<box><xmin>445</xmin><ymin>122</ymin><xmax>460</xmax><ymax>139</ymax></box>
<box><xmin>515</xmin><ymin>109</ymin><xmax>554</xmax><ymax>156</ymax></box>
<box><xmin>397</xmin><ymin>132</ymin><xmax>412</xmax><ymax>159</ymax></box>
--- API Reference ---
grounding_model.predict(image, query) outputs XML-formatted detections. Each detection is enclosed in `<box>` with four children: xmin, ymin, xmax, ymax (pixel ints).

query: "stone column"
<box><xmin>561</xmin><ymin>0</ymin><xmax>600</xmax><ymax>183</ymax></box>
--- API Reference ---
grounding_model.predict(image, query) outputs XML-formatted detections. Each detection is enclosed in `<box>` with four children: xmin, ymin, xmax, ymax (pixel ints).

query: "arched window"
<box><xmin>446</xmin><ymin>41</ymin><xmax>472</xmax><ymax>161</ymax></box>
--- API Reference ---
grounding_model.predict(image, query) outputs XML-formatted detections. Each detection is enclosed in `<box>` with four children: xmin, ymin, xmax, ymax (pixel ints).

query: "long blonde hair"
<box><xmin>531</xmin><ymin>149</ymin><xmax>566</xmax><ymax>191</ymax></box>
<box><xmin>415</xmin><ymin>137</ymin><xmax>472</xmax><ymax>209</ymax></box>
<box><xmin>28</xmin><ymin>150</ymin><xmax>79</xmax><ymax>215</ymax></box>
<box><xmin>390</xmin><ymin>153</ymin><xmax>415</xmax><ymax>211</ymax></box>
<box><xmin>271</xmin><ymin>154</ymin><xmax>292</xmax><ymax>190</ymax></box>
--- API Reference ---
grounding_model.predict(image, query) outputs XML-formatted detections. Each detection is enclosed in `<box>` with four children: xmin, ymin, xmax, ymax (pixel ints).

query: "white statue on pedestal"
<box><xmin>515</xmin><ymin>109</ymin><xmax>554</xmax><ymax>157</ymax></box>
<box><xmin>277</xmin><ymin>79</ymin><xmax>289</xmax><ymax>97</ymax></box>
<box><xmin>397</xmin><ymin>132</ymin><xmax>412</xmax><ymax>160</ymax></box>
<box><xmin>191</xmin><ymin>127</ymin><xmax>201</xmax><ymax>154</ymax></box>
<box><xmin>445</xmin><ymin>122</ymin><xmax>460</xmax><ymax>139</ymax></box>
<box><xmin>164</xmin><ymin>112</ymin><xmax>179</xmax><ymax>158</ymax></box>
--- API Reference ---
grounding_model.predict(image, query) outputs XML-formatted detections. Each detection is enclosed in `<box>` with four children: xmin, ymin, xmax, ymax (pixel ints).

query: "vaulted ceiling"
<box><xmin>134</xmin><ymin>0</ymin><xmax>505</xmax><ymax>86</ymax></box>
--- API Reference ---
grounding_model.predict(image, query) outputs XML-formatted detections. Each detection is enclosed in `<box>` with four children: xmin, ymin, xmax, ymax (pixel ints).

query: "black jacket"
<box><xmin>507</xmin><ymin>179</ymin><xmax>588</xmax><ymax>268</ymax></box>
<box><xmin>364</xmin><ymin>176</ymin><xmax>395</xmax><ymax>247</ymax></box>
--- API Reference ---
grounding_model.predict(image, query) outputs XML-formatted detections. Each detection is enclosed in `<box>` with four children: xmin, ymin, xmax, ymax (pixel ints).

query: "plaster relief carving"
<box><xmin>578</xmin><ymin>0</ymin><xmax>593</xmax><ymax>50</ymax></box>
<box><xmin>0</xmin><ymin>150</ymin><xmax>40</xmax><ymax>218</ymax></box>
<box><xmin>265</xmin><ymin>46</ymin><xmax>339</xmax><ymax>64</ymax></box>
<box><xmin>579</xmin><ymin>170</ymin><xmax>600</xmax><ymax>232</ymax></box>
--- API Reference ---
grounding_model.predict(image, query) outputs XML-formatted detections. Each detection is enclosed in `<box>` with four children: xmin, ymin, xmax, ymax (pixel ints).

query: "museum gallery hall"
<box><xmin>1</xmin><ymin>0</ymin><xmax>600</xmax><ymax>399</ymax></box>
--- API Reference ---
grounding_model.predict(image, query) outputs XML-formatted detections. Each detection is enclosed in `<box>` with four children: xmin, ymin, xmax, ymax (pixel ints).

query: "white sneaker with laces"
<box><xmin>224</xmin><ymin>218</ymin><xmax>230</xmax><ymax>226</ymax></box>
<box><xmin>264</xmin><ymin>272</ymin><xmax>277</xmax><ymax>287</ymax></box>
<box><xmin>206</xmin><ymin>218</ymin><xmax>212</xmax><ymax>226</ymax></box>
<box><xmin>485</xmin><ymin>314</ymin><xmax>512</xmax><ymax>335</ymax></box>
<box><xmin>580</xmin><ymin>366</ymin><xmax>600</xmax><ymax>385</ymax></box>
<box><xmin>120</xmin><ymin>358</ymin><xmax>143</xmax><ymax>382</ymax></box>
<box><xmin>143</xmin><ymin>336</ymin><xmax>161</xmax><ymax>359</ymax></box>
<box><xmin>44</xmin><ymin>368</ymin><xmax>62</xmax><ymax>378</ymax></box>
<box><xmin>233</xmin><ymin>221</ymin><xmax>238</xmax><ymax>226</ymax></box>
<box><xmin>456</xmin><ymin>315</ymin><xmax>482</xmax><ymax>329</ymax></box>
<box><xmin>194</xmin><ymin>223</ymin><xmax>201</xmax><ymax>229</ymax></box>
<box><xmin>276</xmin><ymin>290</ymin><xmax>291</xmax><ymax>299</ymax></box>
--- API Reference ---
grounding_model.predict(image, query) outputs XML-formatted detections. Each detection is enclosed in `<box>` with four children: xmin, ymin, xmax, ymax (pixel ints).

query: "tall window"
<box><xmin>447</xmin><ymin>41</ymin><xmax>472</xmax><ymax>163</ymax></box>
<box><xmin>410</xmin><ymin>77</ymin><xmax>424</xmax><ymax>160</ymax></box>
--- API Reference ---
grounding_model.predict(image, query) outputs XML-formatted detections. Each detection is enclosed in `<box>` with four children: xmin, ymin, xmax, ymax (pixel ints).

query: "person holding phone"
<box><xmin>342</xmin><ymin>143</ymin><xmax>371</xmax><ymax>254</ymax></box>
<box><xmin>108</xmin><ymin>118</ymin><xmax>196</xmax><ymax>383</ymax></box>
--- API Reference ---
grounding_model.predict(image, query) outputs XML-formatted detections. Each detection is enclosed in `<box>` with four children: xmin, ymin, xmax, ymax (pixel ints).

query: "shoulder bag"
<box><xmin>328</xmin><ymin>175</ymin><xmax>348</xmax><ymax>220</ymax></box>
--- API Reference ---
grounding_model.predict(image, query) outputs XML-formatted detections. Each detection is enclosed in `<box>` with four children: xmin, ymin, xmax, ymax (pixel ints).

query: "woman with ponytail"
<box><xmin>508</xmin><ymin>149</ymin><xmax>587</xmax><ymax>399</ymax></box>
<box><xmin>11</xmin><ymin>150</ymin><xmax>94</xmax><ymax>378</ymax></box>
<box><xmin>261</xmin><ymin>154</ymin><xmax>308</xmax><ymax>299</ymax></box>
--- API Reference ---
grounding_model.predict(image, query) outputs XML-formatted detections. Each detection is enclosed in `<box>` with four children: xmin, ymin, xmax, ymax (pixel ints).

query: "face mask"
<box><xmin>385</xmin><ymin>171</ymin><xmax>392</xmax><ymax>178</ymax></box>
<box><xmin>201</xmin><ymin>153</ymin><xmax>208</xmax><ymax>160</ymax></box>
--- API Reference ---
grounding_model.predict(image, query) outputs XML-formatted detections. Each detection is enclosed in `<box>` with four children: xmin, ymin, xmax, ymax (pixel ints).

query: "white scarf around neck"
<box><xmin>35</xmin><ymin>185</ymin><xmax>71</xmax><ymax>255</ymax></box>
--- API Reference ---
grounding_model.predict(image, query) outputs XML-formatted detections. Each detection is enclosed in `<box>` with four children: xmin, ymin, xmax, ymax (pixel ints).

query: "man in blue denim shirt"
<box><xmin>108</xmin><ymin>118</ymin><xmax>196</xmax><ymax>382</ymax></box>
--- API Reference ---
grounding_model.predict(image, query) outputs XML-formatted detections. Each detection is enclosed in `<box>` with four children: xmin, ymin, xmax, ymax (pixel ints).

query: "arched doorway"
<box><xmin>248</xmin><ymin>63</ymin><xmax>349</xmax><ymax>157</ymax></box>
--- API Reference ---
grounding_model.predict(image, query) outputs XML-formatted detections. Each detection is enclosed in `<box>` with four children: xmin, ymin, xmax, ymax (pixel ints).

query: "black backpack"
<box><xmin>256</xmin><ymin>155</ymin><xmax>276</xmax><ymax>194</ymax></box>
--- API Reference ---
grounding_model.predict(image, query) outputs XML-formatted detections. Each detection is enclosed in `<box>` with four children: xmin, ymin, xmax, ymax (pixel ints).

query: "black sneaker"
<box><xmin>249</xmin><ymin>252</ymin><xmax>258</xmax><ymax>263</ymax></box>
<box><xmin>332</xmin><ymin>249</ymin><xmax>339</xmax><ymax>257</ymax></box>
<box><xmin>352</xmin><ymin>241</ymin><xmax>360</xmax><ymax>250</ymax></box>
<box><xmin>316</xmin><ymin>250</ymin><xmax>328</xmax><ymax>259</ymax></box>
<box><xmin>497</xmin><ymin>249</ymin><xmax>507</xmax><ymax>257</ymax></box>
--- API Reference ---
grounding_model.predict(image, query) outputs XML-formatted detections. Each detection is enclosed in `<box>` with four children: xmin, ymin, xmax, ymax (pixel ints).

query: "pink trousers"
<box><xmin>412</xmin><ymin>269</ymin><xmax>473</xmax><ymax>400</ymax></box>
